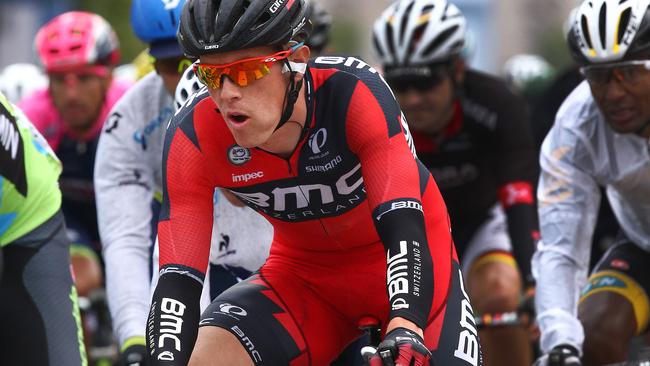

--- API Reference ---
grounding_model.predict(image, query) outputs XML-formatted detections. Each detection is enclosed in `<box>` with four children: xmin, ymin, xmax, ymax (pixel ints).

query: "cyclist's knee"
<box><xmin>580</xmin><ymin>293</ymin><xmax>636</xmax><ymax>362</ymax></box>
<box><xmin>70</xmin><ymin>246</ymin><xmax>103</xmax><ymax>297</ymax></box>
<box><xmin>190</xmin><ymin>326</ymin><xmax>254</xmax><ymax>366</ymax></box>
<box><xmin>468</xmin><ymin>259</ymin><xmax>521</xmax><ymax>314</ymax></box>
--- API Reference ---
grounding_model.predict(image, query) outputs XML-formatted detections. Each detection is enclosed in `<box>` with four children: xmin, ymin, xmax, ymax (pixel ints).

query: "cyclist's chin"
<box><xmin>230</xmin><ymin>126</ymin><xmax>272</xmax><ymax>149</ymax></box>
<box><xmin>605</xmin><ymin>114</ymin><xmax>646</xmax><ymax>134</ymax></box>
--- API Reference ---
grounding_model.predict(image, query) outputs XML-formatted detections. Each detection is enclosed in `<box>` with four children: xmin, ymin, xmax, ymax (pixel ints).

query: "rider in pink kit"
<box><xmin>19</xmin><ymin>11</ymin><xmax>131</xmax><ymax>299</ymax></box>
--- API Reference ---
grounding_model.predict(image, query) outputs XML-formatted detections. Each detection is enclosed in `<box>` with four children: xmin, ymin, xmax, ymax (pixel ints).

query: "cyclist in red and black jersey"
<box><xmin>373</xmin><ymin>1</ymin><xmax>540</xmax><ymax>365</ymax></box>
<box><xmin>146</xmin><ymin>0</ymin><xmax>483</xmax><ymax>365</ymax></box>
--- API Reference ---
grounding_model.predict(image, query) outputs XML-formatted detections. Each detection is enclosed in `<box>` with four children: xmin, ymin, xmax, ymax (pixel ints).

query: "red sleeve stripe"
<box><xmin>498</xmin><ymin>181</ymin><xmax>534</xmax><ymax>208</ymax></box>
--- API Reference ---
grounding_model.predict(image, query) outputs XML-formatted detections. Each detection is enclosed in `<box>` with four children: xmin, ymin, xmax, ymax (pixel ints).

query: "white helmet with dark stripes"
<box><xmin>372</xmin><ymin>0</ymin><xmax>466</xmax><ymax>66</ymax></box>
<box><xmin>568</xmin><ymin>0</ymin><xmax>650</xmax><ymax>64</ymax></box>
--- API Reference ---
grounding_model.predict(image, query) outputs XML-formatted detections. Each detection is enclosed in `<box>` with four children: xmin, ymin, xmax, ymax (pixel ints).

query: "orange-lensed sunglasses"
<box><xmin>194</xmin><ymin>48</ymin><xmax>295</xmax><ymax>89</ymax></box>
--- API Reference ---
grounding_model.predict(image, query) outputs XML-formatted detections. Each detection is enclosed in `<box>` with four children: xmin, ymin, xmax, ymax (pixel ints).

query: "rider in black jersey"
<box><xmin>373</xmin><ymin>1</ymin><xmax>540</xmax><ymax>365</ymax></box>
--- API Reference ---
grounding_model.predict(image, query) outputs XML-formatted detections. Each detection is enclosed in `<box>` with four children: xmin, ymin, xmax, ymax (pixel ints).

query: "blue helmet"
<box><xmin>130</xmin><ymin>0</ymin><xmax>186</xmax><ymax>58</ymax></box>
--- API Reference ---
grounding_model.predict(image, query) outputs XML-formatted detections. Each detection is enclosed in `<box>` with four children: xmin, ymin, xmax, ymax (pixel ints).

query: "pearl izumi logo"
<box><xmin>228</xmin><ymin>145</ymin><xmax>251</xmax><ymax>166</ymax></box>
<box><xmin>308</xmin><ymin>128</ymin><xmax>328</xmax><ymax>154</ymax></box>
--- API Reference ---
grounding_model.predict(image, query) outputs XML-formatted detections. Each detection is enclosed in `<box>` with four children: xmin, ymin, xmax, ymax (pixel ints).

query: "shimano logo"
<box><xmin>454</xmin><ymin>269</ymin><xmax>479</xmax><ymax>365</ymax></box>
<box><xmin>232</xmin><ymin>171</ymin><xmax>264</xmax><ymax>183</ymax></box>
<box><xmin>306</xmin><ymin>155</ymin><xmax>342</xmax><ymax>173</ymax></box>
<box><xmin>269</xmin><ymin>0</ymin><xmax>287</xmax><ymax>14</ymax></box>
<box><xmin>157</xmin><ymin>298</ymin><xmax>186</xmax><ymax>361</ymax></box>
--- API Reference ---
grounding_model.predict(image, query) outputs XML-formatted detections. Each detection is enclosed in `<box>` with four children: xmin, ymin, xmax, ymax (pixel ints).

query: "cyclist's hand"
<box><xmin>534</xmin><ymin>344</ymin><xmax>581</xmax><ymax>366</ymax></box>
<box><xmin>368</xmin><ymin>327</ymin><xmax>431</xmax><ymax>366</ymax></box>
<box><xmin>119</xmin><ymin>343</ymin><xmax>149</xmax><ymax>366</ymax></box>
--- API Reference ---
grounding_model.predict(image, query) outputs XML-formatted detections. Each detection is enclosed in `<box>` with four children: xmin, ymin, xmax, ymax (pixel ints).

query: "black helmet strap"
<box><xmin>275</xmin><ymin>60</ymin><xmax>303</xmax><ymax>132</ymax></box>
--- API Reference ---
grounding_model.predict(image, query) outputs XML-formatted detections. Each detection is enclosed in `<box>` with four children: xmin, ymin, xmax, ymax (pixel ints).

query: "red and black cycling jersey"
<box><xmin>412</xmin><ymin>69</ymin><xmax>539</xmax><ymax>283</ymax></box>
<box><xmin>150</xmin><ymin>56</ymin><xmax>455</xmax><ymax>363</ymax></box>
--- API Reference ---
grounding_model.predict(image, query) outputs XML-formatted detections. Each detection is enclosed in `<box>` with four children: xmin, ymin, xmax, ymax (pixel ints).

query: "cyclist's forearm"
<box><xmin>373</xmin><ymin>199</ymin><xmax>434</xmax><ymax>330</ymax></box>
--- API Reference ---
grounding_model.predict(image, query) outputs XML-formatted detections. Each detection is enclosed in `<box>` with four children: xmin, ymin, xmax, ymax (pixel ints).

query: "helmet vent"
<box><xmin>400</xmin><ymin>1</ymin><xmax>415</xmax><ymax>45</ymax></box>
<box><xmin>409</xmin><ymin>24</ymin><xmax>426</xmax><ymax>54</ymax></box>
<box><xmin>618</xmin><ymin>8</ymin><xmax>632</xmax><ymax>44</ymax></box>
<box><xmin>422</xmin><ymin>24</ymin><xmax>458</xmax><ymax>57</ymax></box>
<box><xmin>385</xmin><ymin>22</ymin><xmax>397</xmax><ymax>62</ymax></box>
<box><xmin>252</xmin><ymin>12</ymin><xmax>272</xmax><ymax>31</ymax></box>
<box><xmin>599</xmin><ymin>1</ymin><xmax>608</xmax><ymax>49</ymax></box>
<box><xmin>581</xmin><ymin>15</ymin><xmax>594</xmax><ymax>50</ymax></box>
<box><xmin>372</xmin><ymin>35</ymin><xmax>385</xmax><ymax>58</ymax></box>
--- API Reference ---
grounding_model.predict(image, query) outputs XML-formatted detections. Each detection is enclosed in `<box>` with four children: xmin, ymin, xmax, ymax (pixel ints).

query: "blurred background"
<box><xmin>0</xmin><ymin>0</ymin><xmax>580</xmax><ymax>78</ymax></box>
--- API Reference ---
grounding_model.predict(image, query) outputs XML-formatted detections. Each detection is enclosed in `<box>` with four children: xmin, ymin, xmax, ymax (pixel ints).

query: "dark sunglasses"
<box><xmin>385</xmin><ymin>65</ymin><xmax>451</xmax><ymax>93</ymax></box>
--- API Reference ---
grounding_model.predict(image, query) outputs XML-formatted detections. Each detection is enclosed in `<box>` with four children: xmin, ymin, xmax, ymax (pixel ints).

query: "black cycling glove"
<box><xmin>534</xmin><ymin>344</ymin><xmax>581</xmax><ymax>366</ymax></box>
<box><xmin>120</xmin><ymin>343</ymin><xmax>149</xmax><ymax>366</ymax></box>
<box><xmin>369</xmin><ymin>327</ymin><xmax>431</xmax><ymax>366</ymax></box>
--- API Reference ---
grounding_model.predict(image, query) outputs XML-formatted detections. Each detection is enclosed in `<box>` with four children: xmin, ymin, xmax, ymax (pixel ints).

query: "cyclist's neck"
<box><xmin>257</xmin><ymin>84</ymin><xmax>308</xmax><ymax>158</ymax></box>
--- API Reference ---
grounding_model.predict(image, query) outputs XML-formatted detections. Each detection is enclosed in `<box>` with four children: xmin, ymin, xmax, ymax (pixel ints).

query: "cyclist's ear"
<box><xmin>453</xmin><ymin>58</ymin><xmax>466</xmax><ymax>85</ymax></box>
<box><xmin>290</xmin><ymin>45</ymin><xmax>310</xmax><ymax>64</ymax></box>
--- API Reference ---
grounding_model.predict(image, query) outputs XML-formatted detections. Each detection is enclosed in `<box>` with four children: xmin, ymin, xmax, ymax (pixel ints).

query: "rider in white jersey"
<box><xmin>94</xmin><ymin>0</ymin><xmax>272</xmax><ymax>363</ymax></box>
<box><xmin>534</xmin><ymin>1</ymin><xmax>650</xmax><ymax>365</ymax></box>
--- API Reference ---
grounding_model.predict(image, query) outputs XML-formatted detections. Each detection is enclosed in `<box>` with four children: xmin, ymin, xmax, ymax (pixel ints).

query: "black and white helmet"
<box><xmin>372</xmin><ymin>0</ymin><xmax>466</xmax><ymax>66</ymax></box>
<box><xmin>175</xmin><ymin>62</ymin><xmax>203</xmax><ymax>111</ymax></box>
<box><xmin>178</xmin><ymin>0</ymin><xmax>311</xmax><ymax>57</ymax></box>
<box><xmin>568</xmin><ymin>0</ymin><xmax>650</xmax><ymax>64</ymax></box>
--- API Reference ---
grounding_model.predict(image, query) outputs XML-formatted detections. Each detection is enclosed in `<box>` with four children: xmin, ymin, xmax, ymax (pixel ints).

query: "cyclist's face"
<box><xmin>389</xmin><ymin>62</ymin><xmax>460</xmax><ymax>135</ymax></box>
<box><xmin>586</xmin><ymin>59</ymin><xmax>650</xmax><ymax>134</ymax></box>
<box><xmin>201</xmin><ymin>46</ymin><xmax>296</xmax><ymax>148</ymax></box>
<box><xmin>49</xmin><ymin>67</ymin><xmax>111</xmax><ymax>133</ymax></box>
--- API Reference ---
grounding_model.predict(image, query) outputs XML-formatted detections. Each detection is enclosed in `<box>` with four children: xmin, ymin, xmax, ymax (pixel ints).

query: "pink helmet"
<box><xmin>35</xmin><ymin>11</ymin><xmax>120</xmax><ymax>73</ymax></box>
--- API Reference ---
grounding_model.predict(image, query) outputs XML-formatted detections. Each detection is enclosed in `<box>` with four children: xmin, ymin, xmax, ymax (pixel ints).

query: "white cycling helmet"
<box><xmin>372</xmin><ymin>0</ymin><xmax>466</xmax><ymax>66</ymax></box>
<box><xmin>174</xmin><ymin>62</ymin><xmax>203</xmax><ymax>111</ymax></box>
<box><xmin>502</xmin><ymin>54</ymin><xmax>555</xmax><ymax>92</ymax></box>
<box><xmin>0</xmin><ymin>63</ymin><xmax>48</xmax><ymax>103</ymax></box>
<box><xmin>568</xmin><ymin>0</ymin><xmax>650</xmax><ymax>63</ymax></box>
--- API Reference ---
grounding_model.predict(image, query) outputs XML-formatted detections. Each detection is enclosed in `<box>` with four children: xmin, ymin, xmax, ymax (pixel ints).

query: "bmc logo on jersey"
<box><xmin>309</xmin><ymin>128</ymin><xmax>328</xmax><ymax>154</ymax></box>
<box><xmin>232</xmin><ymin>163</ymin><xmax>365</xmax><ymax>221</ymax></box>
<box><xmin>314</xmin><ymin>56</ymin><xmax>379</xmax><ymax>74</ymax></box>
<box><xmin>228</xmin><ymin>145</ymin><xmax>252</xmax><ymax>166</ymax></box>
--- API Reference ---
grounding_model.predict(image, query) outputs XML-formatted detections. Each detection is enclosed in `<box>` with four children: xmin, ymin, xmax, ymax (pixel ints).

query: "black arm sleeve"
<box><xmin>373</xmin><ymin>199</ymin><xmax>434</xmax><ymax>329</ymax></box>
<box><xmin>146</xmin><ymin>266</ymin><xmax>203</xmax><ymax>365</ymax></box>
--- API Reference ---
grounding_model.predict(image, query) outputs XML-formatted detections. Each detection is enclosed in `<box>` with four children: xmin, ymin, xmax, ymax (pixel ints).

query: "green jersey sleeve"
<box><xmin>0</xmin><ymin>92</ymin><xmax>62</xmax><ymax>247</ymax></box>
